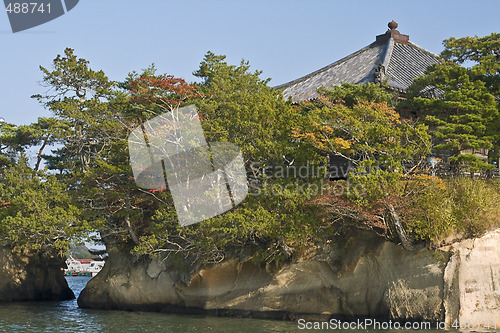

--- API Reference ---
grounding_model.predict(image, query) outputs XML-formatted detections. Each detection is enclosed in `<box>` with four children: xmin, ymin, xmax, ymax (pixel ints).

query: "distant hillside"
<box><xmin>67</xmin><ymin>244</ymin><xmax>93</xmax><ymax>259</ymax></box>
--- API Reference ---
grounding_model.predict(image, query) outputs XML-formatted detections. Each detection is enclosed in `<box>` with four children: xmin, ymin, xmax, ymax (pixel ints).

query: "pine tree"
<box><xmin>406</xmin><ymin>33</ymin><xmax>500</xmax><ymax>173</ymax></box>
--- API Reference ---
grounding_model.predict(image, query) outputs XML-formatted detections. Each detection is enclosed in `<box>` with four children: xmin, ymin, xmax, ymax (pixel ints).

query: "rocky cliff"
<box><xmin>443</xmin><ymin>229</ymin><xmax>500</xmax><ymax>326</ymax></box>
<box><xmin>0</xmin><ymin>247</ymin><xmax>74</xmax><ymax>301</ymax></box>
<box><xmin>78</xmin><ymin>228</ymin><xmax>500</xmax><ymax>324</ymax></box>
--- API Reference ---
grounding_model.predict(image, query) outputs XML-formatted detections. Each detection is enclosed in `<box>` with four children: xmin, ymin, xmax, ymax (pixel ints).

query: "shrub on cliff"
<box><xmin>403</xmin><ymin>177</ymin><xmax>500</xmax><ymax>245</ymax></box>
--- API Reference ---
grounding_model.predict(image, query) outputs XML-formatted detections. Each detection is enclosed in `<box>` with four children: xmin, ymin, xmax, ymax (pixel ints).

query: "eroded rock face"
<box><xmin>0</xmin><ymin>247</ymin><xmax>74</xmax><ymax>301</ymax></box>
<box><xmin>78</xmin><ymin>229</ymin><xmax>500</xmax><ymax>323</ymax></box>
<box><xmin>444</xmin><ymin>229</ymin><xmax>500</xmax><ymax>326</ymax></box>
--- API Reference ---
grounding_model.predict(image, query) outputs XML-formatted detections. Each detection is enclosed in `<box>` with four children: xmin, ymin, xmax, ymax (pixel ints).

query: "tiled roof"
<box><xmin>385</xmin><ymin>42</ymin><xmax>440</xmax><ymax>92</ymax></box>
<box><xmin>275</xmin><ymin>23</ymin><xmax>440</xmax><ymax>102</ymax></box>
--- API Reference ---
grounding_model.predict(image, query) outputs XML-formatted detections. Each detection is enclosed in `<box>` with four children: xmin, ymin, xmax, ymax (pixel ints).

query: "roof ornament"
<box><xmin>388</xmin><ymin>20</ymin><xmax>398</xmax><ymax>30</ymax></box>
<box><xmin>376</xmin><ymin>20</ymin><xmax>409</xmax><ymax>45</ymax></box>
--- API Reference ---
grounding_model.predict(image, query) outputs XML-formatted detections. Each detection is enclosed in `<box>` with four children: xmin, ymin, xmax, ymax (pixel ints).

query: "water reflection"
<box><xmin>0</xmin><ymin>277</ymin><xmax>297</xmax><ymax>332</ymax></box>
<box><xmin>1</xmin><ymin>277</ymin><xmax>498</xmax><ymax>332</ymax></box>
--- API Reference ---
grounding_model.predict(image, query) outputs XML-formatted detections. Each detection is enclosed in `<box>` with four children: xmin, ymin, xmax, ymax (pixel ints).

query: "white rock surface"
<box><xmin>444</xmin><ymin>228</ymin><xmax>500</xmax><ymax>327</ymax></box>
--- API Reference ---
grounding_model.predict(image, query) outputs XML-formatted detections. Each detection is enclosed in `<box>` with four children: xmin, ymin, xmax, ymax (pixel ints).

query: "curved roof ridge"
<box><xmin>274</xmin><ymin>40</ymin><xmax>382</xmax><ymax>90</ymax></box>
<box><xmin>274</xmin><ymin>22</ymin><xmax>441</xmax><ymax>102</ymax></box>
<box><xmin>383</xmin><ymin>40</ymin><xmax>441</xmax><ymax>92</ymax></box>
<box><xmin>407</xmin><ymin>40</ymin><xmax>440</xmax><ymax>59</ymax></box>
<box><xmin>382</xmin><ymin>38</ymin><xmax>394</xmax><ymax>66</ymax></box>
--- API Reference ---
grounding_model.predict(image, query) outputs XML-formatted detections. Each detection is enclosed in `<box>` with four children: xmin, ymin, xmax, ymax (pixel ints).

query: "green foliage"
<box><xmin>193</xmin><ymin>51</ymin><xmax>318</xmax><ymax>167</ymax></box>
<box><xmin>0</xmin><ymin>122</ymin><xmax>23</xmax><ymax>168</ymax></box>
<box><xmin>131</xmin><ymin>53</ymin><xmax>328</xmax><ymax>264</ymax></box>
<box><xmin>30</xmin><ymin>48</ymin><xmax>154</xmax><ymax>252</ymax></box>
<box><xmin>0</xmin><ymin>155</ymin><xmax>83</xmax><ymax>254</ymax></box>
<box><xmin>15</xmin><ymin>43</ymin><xmax>496</xmax><ymax>263</ymax></box>
<box><xmin>17</xmin><ymin>117</ymin><xmax>72</xmax><ymax>171</ymax></box>
<box><xmin>407</xmin><ymin>63</ymin><xmax>497</xmax><ymax>151</ymax></box>
<box><xmin>405</xmin><ymin>33</ymin><xmax>500</xmax><ymax>172</ymax></box>
<box><xmin>0</xmin><ymin>117</ymin><xmax>72</xmax><ymax>172</ymax></box>
<box><xmin>404</xmin><ymin>177</ymin><xmax>500</xmax><ymax>244</ymax></box>
<box><xmin>347</xmin><ymin>168</ymin><xmax>402</xmax><ymax>205</ymax></box>
<box><xmin>134</xmin><ymin>177</ymin><xmax>327</xmax><ymax>265</ymax></box>
<box><xmin>296</xmin><ymin>84</ymin><xmax>431</xmax><ymax>205</ymax></box>
<box><xmin>32</xmin><ymin>47</ymin><xmax>117</xmax><ymax>173</ymax></box>
<box><xmin>442</xmin><ymin>33</ymin><xmax>500</xmax><ymax>93</ymax></box>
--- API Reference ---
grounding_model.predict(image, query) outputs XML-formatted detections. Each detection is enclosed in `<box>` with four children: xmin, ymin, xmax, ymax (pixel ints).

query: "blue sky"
<box><xmin>1</xmin><ymin>0</ymin><xmax>499</xmax><ymax>126</ymax></box>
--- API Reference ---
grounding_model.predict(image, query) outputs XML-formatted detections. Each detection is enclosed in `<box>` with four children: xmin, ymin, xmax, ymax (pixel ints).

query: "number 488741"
<box><xmin>5</xmin><ymin>2</ymin><xmax>51</xmax><ymax>14</ymax></box>
<box><xmin>451</xmin><ymin>319</ymin><xmax>497</xmax><ymax>330</ymax></box>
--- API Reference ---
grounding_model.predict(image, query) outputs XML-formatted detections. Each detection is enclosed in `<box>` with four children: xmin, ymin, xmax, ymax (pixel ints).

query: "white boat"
<box><xmin>64</xmin><ymin>255</ymin><xmax>105</xmax><ymax>277</ymax></box>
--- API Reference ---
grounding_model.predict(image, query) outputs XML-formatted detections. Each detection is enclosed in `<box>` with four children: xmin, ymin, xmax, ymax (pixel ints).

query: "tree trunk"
<box><xmin>125</xmin><ymin>195</ymin><xmax>139</xmax><ymax>244</ymax></box>
<box><xmin>386</xmin><ymin>203</ymin><xmax>421</xmax><ymax>251</ymax></box>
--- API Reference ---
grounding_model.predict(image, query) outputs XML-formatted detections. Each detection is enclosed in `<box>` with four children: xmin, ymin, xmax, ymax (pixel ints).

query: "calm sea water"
<box><xmin>0</xmin><ymin>277</ymin><xmax>497</xmax><ymax>332</ymax></box>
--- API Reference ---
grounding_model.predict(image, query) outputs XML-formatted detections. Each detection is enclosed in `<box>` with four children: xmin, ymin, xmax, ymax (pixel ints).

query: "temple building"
<box><xmin>276</xmin><ymin>21</ymin><xmax>439</xmax><ymax>102</ymax></box>
<box><xmin>276</xmin><ymin>21</ymin><xmax>497</xmax><ymax>174</ymax></box>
